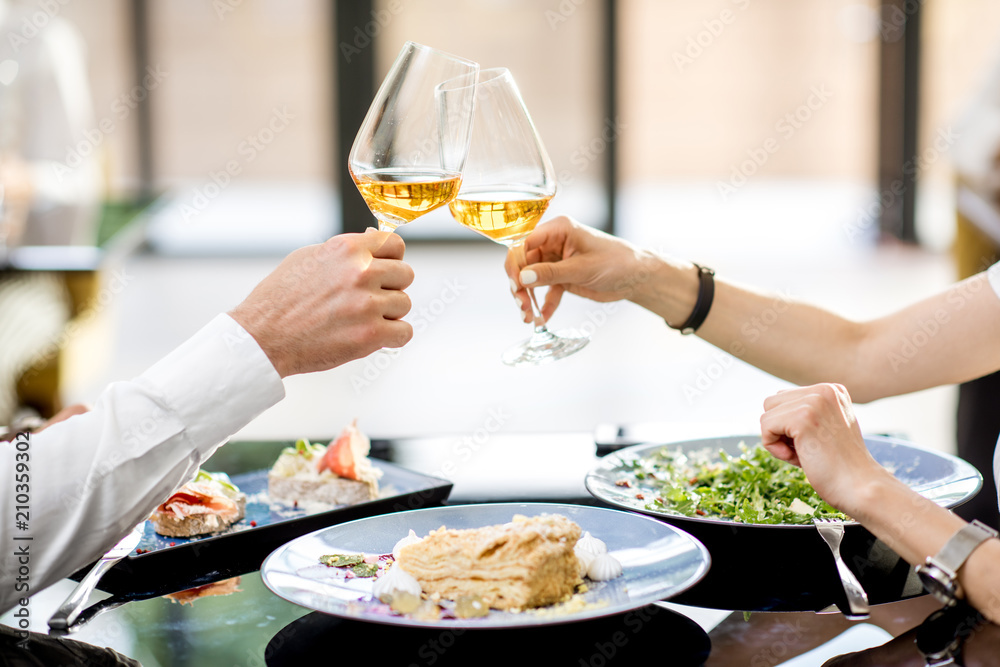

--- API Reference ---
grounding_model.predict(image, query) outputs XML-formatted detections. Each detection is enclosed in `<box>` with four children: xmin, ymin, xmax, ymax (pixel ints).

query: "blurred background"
<box><xmin>5</xmin><ymin>1</ymin><xmax>1000</xmax><ymax>662</ymax></box>
<box><xmin>2</xmin><ymin>0</ymin><xmax>1000</xmax><ymax>534</ymax></box>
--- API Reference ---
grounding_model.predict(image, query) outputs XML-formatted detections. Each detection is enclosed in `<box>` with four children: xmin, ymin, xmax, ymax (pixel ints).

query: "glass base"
<box><xmin>378</xmin><ymin>220</ymin><xmax>400</xmax><ymax>233</ymax></box>
<box><xmin>501</xmin><ymin>327</ymin><xmax>590</xmax><ymax>367</ymax></box>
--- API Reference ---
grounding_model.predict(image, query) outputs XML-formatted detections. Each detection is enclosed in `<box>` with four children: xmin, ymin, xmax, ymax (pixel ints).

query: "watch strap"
<box><xmin>934</xmin><ymin>519</ymin><xmax>999</xmax><ymax>575</ymax></box>
<box><xmin>669</xmin><ymin>263</ymin><xmax>715</xmax><ymax>335</ymax></box>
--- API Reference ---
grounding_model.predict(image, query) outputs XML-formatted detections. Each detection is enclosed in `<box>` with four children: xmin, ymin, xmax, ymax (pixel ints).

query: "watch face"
<box><xmin>917</xmin><ymin>564</ymin><xmax>958</xmax><ymax>605</ymax></box>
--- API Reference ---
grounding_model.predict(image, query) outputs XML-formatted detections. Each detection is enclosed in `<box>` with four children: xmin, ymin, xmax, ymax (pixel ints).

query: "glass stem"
<box><xmin>510</xmin><ymin>240</ymin><xmax>549</xmax><ymax>332</ymax></box>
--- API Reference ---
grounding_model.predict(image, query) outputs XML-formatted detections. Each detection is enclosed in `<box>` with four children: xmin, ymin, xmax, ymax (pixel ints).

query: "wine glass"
<box><xmin>442</xmin><ymin>68</ymin><xmax>590</xmax><ymax>366</ymax></box>
<box><xmin>348</xmin><ymin>42</ymin><xmax>479</xmax><ymax>233</ymax></box>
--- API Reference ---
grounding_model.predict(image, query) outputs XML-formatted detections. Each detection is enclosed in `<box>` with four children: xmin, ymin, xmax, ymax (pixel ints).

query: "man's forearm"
<box><xmin>0</xmin><ymin>315</ymin><xmax>284</xmax><ymax>615</ymax></box>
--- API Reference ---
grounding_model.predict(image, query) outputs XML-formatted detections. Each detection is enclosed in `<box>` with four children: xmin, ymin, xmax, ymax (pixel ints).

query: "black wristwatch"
<box><xmin>915</xmin><ymin>519</ymin><xmax>998</xmax><ymax>605</ymax></box>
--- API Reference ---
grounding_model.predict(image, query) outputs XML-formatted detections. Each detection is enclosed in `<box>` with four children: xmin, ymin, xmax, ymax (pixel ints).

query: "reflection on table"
<box><xmin>1</xmin><ymin>431</ymin><xmax>994</xmax><ymax>665</ymax></box>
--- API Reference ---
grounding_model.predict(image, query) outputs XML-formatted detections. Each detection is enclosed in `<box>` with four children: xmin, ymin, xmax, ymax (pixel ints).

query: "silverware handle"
<box><xmin>48</xmin><ymin>558</ymin><xmax>116</xmax><ymax>630</ymax></box>
<box><xmin>831</xmin><ymin>553</ymin><xmax>870</xmax><ymax>618</ymax></box>
<box><xmin>48</xmin><ymin>596</ymin><xmax>127</xmax><ymax>636</ymax></box>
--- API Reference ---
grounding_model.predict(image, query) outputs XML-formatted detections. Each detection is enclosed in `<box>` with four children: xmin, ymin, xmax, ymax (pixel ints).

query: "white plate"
<box><xmin>261</xmin><ymin>502</ymin><xmax>710</xmax><ymax>628</ymax></box>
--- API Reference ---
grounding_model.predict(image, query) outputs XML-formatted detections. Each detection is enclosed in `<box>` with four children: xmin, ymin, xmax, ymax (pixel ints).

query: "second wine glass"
<box><xmin>348</xmin><ymin>42</ymin><xmax>479</xmax><ymax>233</ymax></box>
<box><xmin>442</xmin><ymin>68</ymin><xmax>590</xmax><ymax>366</ymax></box>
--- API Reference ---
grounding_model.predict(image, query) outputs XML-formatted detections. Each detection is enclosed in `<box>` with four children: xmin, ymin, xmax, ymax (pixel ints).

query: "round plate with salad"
<box><xmin>586</xmin><ymin>434</ymin><xmax>983</xmax><ymax>528</ymax></box>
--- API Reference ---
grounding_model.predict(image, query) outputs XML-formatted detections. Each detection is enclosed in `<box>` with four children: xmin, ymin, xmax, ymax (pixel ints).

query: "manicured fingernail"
<box><xmin>515</xmin><ymin>295</ymin><xmax>526</xmax><ymax>310</ymax></box>
<box><xmin>509</xmin><ymin>278</ymin><xmax>518</xmax><ymax>294</ymax></box>
<box><xmin>520</xmin><ymin>269</ymin><xmax>537</xmax><ymax>285</ymax></box>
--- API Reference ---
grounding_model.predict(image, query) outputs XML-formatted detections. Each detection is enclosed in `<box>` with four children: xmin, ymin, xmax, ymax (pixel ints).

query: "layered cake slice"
<box><xmin>395</xmin><ymin>514</ymin><xmax>582</xmax><ymax>611</ymax></box>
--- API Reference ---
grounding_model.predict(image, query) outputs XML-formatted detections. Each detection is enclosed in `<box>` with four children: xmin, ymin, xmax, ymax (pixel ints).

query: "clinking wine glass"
<box><xmin>348</xmin><ymin>42</ymin><xmax>479</xmax><ymax>233</ymax></box>
<box><xmin>441</xmin><ymin>68</ymin><xmax>590</xmax><ymax>366</ymax></box>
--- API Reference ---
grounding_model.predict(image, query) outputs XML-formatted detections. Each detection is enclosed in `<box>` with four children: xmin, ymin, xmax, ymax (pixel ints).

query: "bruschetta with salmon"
<box><xmin>150</xmin><ymin>470</ymin><xmax>247</xmax><ymax>537</ymax></box>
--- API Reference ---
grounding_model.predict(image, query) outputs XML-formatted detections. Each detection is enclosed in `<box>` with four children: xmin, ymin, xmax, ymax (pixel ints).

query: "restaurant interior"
<box><xmin>3</xmin><ymin>0</ymin><xmax>1000</xmax><ymax>664</ymax></box>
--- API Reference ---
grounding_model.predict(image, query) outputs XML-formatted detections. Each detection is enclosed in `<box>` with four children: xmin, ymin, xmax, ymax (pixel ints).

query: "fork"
<box><xmin>813</xmin><ymin>518</ymin><xmax>870</xmax><ymax>619</ymax></box>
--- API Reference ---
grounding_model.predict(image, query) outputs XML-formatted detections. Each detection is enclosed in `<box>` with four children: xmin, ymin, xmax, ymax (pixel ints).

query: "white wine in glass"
<box><xmin>349</xmin><ymin>42</ymin><xmax>478</xmax><ymax>233</ymax></box>
<box><xmin>443</xmin><ymin>68</ymin><xmax>589</xmax><ymax>366</ymax></box>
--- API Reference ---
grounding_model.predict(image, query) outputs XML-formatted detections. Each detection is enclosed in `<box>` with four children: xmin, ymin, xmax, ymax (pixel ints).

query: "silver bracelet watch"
<box><xmin>915</xmin><ymin>519</ymin><xmax>998</xmax><ymax>606</ymax></box>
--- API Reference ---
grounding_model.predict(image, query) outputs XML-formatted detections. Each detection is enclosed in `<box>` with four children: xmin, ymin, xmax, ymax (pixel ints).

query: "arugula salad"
<box><xmin>618</xmin><ymin>442</ymin><xmax>849</xmax><ymax>525</ymax></box>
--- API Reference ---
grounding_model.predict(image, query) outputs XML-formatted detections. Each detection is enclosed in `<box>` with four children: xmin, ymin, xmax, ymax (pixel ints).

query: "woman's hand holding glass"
<box><xmin>442</xmin><ymin>68</ymin><xmax>589</xmax><ymax>366</ymax></box>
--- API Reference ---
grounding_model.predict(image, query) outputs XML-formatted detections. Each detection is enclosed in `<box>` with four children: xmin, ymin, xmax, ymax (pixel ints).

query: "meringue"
<box><xmin>575</xmin><ymin>548</ymin><xmax>596</xmax><ymax>577</ymax></box>
<box><xmin>575</xmin><ymin>531</ymin><xmax>608</xmax><ymax>555</ymax></box>
<box><xmin>373</xmin><ymin>562</ymin><xmax>423</xmax><ymax>603</ymax></box>
<box><xmin>392</xmin><ymin>529</ymin><xmax>423</xmax><ymax>561</ymax></box>
<box><xmin>586</xmin><ymin>552</ymin><xmax>623</xmax><ymax>581</ymax></box>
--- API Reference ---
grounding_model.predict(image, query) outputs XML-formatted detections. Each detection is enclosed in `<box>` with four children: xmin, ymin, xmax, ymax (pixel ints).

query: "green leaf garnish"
<box><xmin>351</xmin><ymin>563</ymin><xmax>379</xmax><ymax>578</ymax></box>
<box><xmin>290</xmin><ymin>438</ymin><xmax>323</xmax><ymax>459</ymax></box>
<box><xmin>320</xmin><ymin>554</ymin><xmax>364</xmax><ymax>567</ymax></box>
<box><xmin>194</xmin><ymin>469</ymin><xmax>238</xmax><ymax>493</ymax></box>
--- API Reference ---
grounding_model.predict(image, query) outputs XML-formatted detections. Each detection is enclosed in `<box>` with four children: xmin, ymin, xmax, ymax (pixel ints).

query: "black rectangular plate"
<box><xmin>82</xmin><ymin>457</ymin><xmax>452</xmax><ymax>600</ymax></box>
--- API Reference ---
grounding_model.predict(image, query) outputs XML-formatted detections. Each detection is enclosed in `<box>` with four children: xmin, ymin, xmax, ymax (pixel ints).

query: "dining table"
<box><xmin>1</xmin><ymin>427</ymin><xmax>992</xmax><ymax>666</ymax></box>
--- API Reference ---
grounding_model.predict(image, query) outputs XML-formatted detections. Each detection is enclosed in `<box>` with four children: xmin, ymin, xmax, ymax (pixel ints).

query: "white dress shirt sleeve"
<box><xmin>0</xmin><ymin>314</ymin><xmax>284</xmax><ymax>615</ymax></box>
<box><xmin>988</xmin><ymin>262</ymin><xmax>1000</xmax><ymax>513</ymax></box>
<box><xmin>989</xmin><ymin>261</ymin><xmax>1000</xmax><ymax>302</ymax></box>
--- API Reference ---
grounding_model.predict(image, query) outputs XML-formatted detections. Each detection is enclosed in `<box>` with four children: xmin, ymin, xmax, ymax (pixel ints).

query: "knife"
<box><xmin>48</xmin><ymin>522</ymin><xmax>145</xmax><ymax>631</ymax></box>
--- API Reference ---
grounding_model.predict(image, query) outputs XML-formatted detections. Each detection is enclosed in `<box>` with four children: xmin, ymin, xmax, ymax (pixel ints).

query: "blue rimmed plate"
<box><xmin>584</xmin><ymin>434</ymin><xmax>982</xmax><ymax>612</ymax></box>
<box><xmin>261</xmin><ymin>502</ymin><xmax>710</xmax><ymax>628</ymax></box>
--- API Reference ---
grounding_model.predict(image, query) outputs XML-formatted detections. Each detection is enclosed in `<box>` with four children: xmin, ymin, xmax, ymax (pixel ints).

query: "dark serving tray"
<box><xmin>74</xmin><ymin>456</ymin><xmax>452</xmax><ymax>602</ymax></box>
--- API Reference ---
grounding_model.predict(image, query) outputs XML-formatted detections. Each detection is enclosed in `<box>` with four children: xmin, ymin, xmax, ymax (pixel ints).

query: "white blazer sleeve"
<box><xmin>0</xmin><ymin>314</ymin><xmax>284</xmax><ymax>614</ymax></box>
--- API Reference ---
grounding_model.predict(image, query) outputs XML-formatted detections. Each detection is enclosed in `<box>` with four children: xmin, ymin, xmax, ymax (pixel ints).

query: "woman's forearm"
<box><xmin>632</xmin><ymin>259</ymin><xmax>1000</xmax><ymax>402</ymax></box>
<box><xmin>851</xmin><ymin>475</ymin><xmax>1000</xmax><ymax>625</ymax></box>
